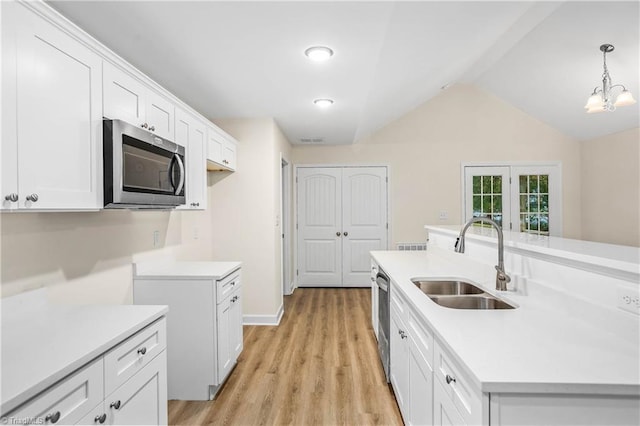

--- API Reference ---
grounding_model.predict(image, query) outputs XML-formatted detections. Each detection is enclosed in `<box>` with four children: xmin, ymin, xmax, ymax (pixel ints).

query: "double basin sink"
<box><xmin>411</xmin><ymin>279</ymin><xmax>516</xmax><ymax>310</ymax></box>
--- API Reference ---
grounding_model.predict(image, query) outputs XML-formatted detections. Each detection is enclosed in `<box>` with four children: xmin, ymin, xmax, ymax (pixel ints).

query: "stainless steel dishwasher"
<box><xmin>376</xmin><ymin>268</ymin><xmax>390</xmax><ymax>383</ymax></box>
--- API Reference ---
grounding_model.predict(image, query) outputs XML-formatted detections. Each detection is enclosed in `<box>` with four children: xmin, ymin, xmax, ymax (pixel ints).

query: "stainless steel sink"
<box><xmin>429</xmin><ymin>295</ymin><xmax>516</xmax><ymax>310</ymax></box>
<box><xmin>410</xmin><ymin>278</ymin><xmax>516</xmax><ymax>310</ymax></box>
<box><xmin>412</xmin><ymin>279</ymin><xmax>484</xmax><ymax>295</ymax></box>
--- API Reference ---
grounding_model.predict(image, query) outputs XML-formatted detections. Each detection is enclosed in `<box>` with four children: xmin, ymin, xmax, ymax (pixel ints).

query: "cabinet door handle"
<box><xmin>26</xmin><ymin>193</ymin><xmax>39</xmax><ymax>202</ymax></box>
<box><xmin>399</xmin><ymin>330</ymin><xmax>407</xmax><ymax>339</ymax></box>
<box><xmin>343</xmin><ymin>231</ymin><xmax>348</xmax><ymax>237</ymax></box>
<box><xmin>5</xmin><ymin>193</ymin><xmax>18</xmax><ymax>202</ymax></box>
<box><xmin>141</xmin><ymin>123</ymin><xmax>148</xmax><ymax>129</ymax></box>
<box><xmin>110</xmin><ymin>400</ymin><xmax>121</xmax><ymax>410</ymax></box>
<box><xmin>94</xmin><ymin>414</ymin><xmax>107</xmax><ymax>424</ymax></box>
<box><xmin>45</xmin><ymin>411</ymin><xmax>61</xmax><ymax>423</ymax></box>
<box><xmin>445</xmin><ymin>374</ymin><xmax>456</xmax><ymax>385</ymax></box>
<box><xmin>149</xmin><ymin>125</ymin><xmax>155</xmax><ymax>132</ymax></box>
<box><xmin>336</xmin><ymin>232</ymin><xmax>341</xmax><ymax>237</ymax></box>
<box><xmin>137</xmin><ymin>347</ymin><xmax>147</xmax><ymax>355</ymax></box>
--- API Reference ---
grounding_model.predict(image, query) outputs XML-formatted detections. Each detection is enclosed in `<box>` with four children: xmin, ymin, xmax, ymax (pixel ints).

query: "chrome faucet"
<box><xmin>454</xmin><ymin>217</ymin><xmax>511</xmax><ymax>291</ymax></box>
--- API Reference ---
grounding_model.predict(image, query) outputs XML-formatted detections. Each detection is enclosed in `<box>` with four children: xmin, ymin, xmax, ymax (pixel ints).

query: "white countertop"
<box><xmin>426</xmin><ymin>225</ymin><xmax>640</xmax><ymax>276</ymax></box>
<box><xmin>133</xmin><ymin>261</ymin><xmax>241</xmax><ymax>280</ymax></box>
<box><xmin>1</xmin><ymin>297</ymin><xmax>167</xmax><ymax>415</ymax></box>
<box><xmin>371</xmin><ymin>248</ymin><xmax>640</xmax><ymax>396</ymax></box>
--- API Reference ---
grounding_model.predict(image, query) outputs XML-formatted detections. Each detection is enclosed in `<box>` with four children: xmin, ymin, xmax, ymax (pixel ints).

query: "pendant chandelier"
<box><xmin>584</xmin><ymin>44</ymin><xmax>636</xmax><ymax>113</ymax></box>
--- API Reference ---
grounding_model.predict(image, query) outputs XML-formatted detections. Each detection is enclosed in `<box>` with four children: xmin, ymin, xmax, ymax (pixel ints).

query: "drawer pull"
<box><xmin>446</xmin><ymin>374</ymin><xmax>456</xmax><ymax>385</ymax></box>
<box><xmin>45</xmin><ymin>411</ymin><xmax>61</xmax><ymax>423</ymax></box>
<box><xmin>137</xmin><ymin>347</ymin><xmax>147</xmax><ymax>355</ymax></box>
<box><xmin>110</xmin><ymin>400</ymin><xmax>121</xmax><ymax>410</ymax></box>
<box><xmin>94</xmin><ymin>414</ymin><xmax>107</xmax><ymax>424</ymax></box>
<box><xmin>230</xmin><ymin>281</ymin><xmax>236</xmax><ymax>286</ymax></box>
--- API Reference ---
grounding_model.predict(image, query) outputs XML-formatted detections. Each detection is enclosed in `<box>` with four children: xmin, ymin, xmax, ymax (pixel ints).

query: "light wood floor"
<box><xmin>168</xmin><ymin>288</ymin><xmax>403</xmax><ymax>425</ymax></box>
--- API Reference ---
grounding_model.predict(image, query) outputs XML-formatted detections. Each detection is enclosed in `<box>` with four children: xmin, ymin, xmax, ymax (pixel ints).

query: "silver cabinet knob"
<box><xmin>336</xmin><ymin>232</ymin><xmax>341</xmax><ymax>236</ymax></box>
<box><xmin>446</xmin><ymin>374</ymin><xmax>456</xmax><ymax>384</ymax></box>
<box><xmin>141</xmin><ymin>123</ymin><xmax>148</xmax><ymax>129</ymax></box>
<box><xmin>343</xmin><ymin>231</ymin><xmax>349</xmax><ymax>237</ymax></box>
<box><xmin>45</xmin><ymin>411</ymin><xmax>61</xmax><ymax>423</ymax></box>
<box><xmin>26</xmin><ymin>194</ymin><xmax>38</xmax><ymax>202</ymax></box>
<box><xmin>5</xmin><ymin>193</ymin><xmax>18</xmax><ymax>202</ymax></box>
<box><xmin>399</xmin><ymin>330</ymin><xmax>407</xmax><ymax>339</ymax></box>
<box><xmin>149</xmin><ymin>125</ymin><xmax>155</xmax><ymax>132</ymax></box>
<box><xmin>196</xmin><ymin>202</ymin><xmax>199</xmax><ymax>207</ymax></box>
<box><xmin>110</xmin><ymin>400</ymin><xmax>121</xmax><ymax>410</ymax></box>
<box><xmin>94</xmin><ymin>414</ymin><xmax>107</xmax><ymax>424</ymax></box>
<box><xmin>137</xmin><ymin>347</ymin><xmax>147</xmax><ymax>355</ymax></box>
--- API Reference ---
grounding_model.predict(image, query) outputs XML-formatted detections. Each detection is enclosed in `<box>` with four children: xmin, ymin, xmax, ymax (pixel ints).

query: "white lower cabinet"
<box><xmin>5</xmin><ymin>319</ymin><xmax>168</xmax><ymax>426</ymax></box>
<box><xmin>390</xmin><ymin>303</ymin><xmax>410</xmax><ymax>419</ymax></box>
<box><xmin>133</xmin><ymin>264</ymin><xmax>243</xmax><ymax>400</ymax></box>
<box><xmin>371</xmin><ymin>260</ymin><xmax>379</xmax><ymax>340</ymax></box>
<box><xmin>434</xmin><ymin>378</ymin><xmax>466</xmax><ymax>426</ymax></box>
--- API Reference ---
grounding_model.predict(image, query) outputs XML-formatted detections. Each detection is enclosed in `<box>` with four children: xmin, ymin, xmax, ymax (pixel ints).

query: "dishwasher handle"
<box><xmin>376</xmin><ymin>272</ymin><xmax>389</xmax><ymax>292</ymax></box>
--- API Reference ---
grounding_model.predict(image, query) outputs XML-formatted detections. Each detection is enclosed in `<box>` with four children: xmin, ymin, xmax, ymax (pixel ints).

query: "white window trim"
<box><xmin>460</xmin><ymin>161</ymin><xmax>563</xmax><ymax>236</ymax></box>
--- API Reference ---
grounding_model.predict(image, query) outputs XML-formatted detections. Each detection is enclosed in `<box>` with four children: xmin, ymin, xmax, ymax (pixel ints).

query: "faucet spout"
<box><xmin>454</xmin><ymin>217</ymin><xmax>511</xmax><ymax>291</ymax></box>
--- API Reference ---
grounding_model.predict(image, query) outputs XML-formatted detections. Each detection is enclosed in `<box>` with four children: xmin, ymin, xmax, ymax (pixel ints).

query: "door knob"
<box><xmin>336</xmin><ymin>232</ymin><xmax>341</xmax><ymax>236</ymax></box>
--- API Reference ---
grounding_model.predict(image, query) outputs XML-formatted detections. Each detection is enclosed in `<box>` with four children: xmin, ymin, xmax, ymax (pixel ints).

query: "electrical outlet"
<box><xmin>439</xmin><ymin>210</ymin><xmax>448</xmax><ymax>221</ymax></box>
<box><xmin>617</xmin><ymin>286</ymin><xmax>640</xmax><ymax>315</ymax></box>
<box><xmin>153</xmin><ymin>230</ymin><xmax>160</xmax><ymax>247</ymax></box>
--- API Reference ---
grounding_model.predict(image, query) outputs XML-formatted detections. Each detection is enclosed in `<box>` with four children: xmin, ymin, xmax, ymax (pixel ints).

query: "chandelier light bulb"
<box><xmin>585</xmin><ymin>44</ymin><xmax>635</xmax><ymax>113</ymax></box>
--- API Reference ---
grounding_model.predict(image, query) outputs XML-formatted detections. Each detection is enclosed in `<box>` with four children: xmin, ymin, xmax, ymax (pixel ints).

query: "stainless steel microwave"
<box><xmin>103</xmin><ymin>119</ymin><xmax>185</xmax><ymax>209</ymax></box>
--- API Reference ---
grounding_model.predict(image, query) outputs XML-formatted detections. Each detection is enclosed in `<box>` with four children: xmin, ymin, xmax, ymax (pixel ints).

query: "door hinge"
<box><xmin>509</xmin><ymin>222</ymin><xmax>512</xmax><ymax>230</ymax></box>
<box><xmin>509</xmin><ymin>177</ymin><xmax>512</xmax><ymax>184</ymax></box>
<box><xmin>386</xmin><ymin>176</ymin><xmax>388</xmax><ymax>183</ymax></box>
<box><xmin>296</xmin><ymin>269</ymin><xmax>299</xmax><ymax>276</ymax></box>
<box><xmin>296</xmin><ymin>223</ymin><xmax>298</xmax><ymax>230</ymax></box>
<box><xmin>296</xmin><ymin>177</ymin><xmax>298</xmax><ymax>183</ymax></box>
<box><xmin>386</xmin><ymin>223</ymin><xmax>388</xmax><ymax>229</ymax></box>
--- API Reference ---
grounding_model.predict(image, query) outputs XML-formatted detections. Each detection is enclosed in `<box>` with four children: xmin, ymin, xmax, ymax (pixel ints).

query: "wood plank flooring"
<box><xmin>168</xmin><ymin>288</ymin><xmax>402</xmax><ymax>425</ymax></box>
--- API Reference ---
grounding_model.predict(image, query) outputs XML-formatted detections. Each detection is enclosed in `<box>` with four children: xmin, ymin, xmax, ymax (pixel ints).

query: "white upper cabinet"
<box><xmin>103</xmin><ymin>61</ymin><xmax>174</xmax><ymax>140</ymax></box>
<box><xmin>207</xmin><ymin>127</ymin><xmax>237</xmax><ymax>171</ymax></box>
<box><xmin>1</xmin><ymin>2</ymin><xmax>102</xmax><ymax>211</ymax></box>
<box><xmin>175</xmin><ymin>108</ymin><xmax>207</xmax><ymax>210</ymax></box>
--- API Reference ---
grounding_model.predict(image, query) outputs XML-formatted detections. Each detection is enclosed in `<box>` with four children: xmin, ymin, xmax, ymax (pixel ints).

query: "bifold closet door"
<box><xmin>297</xmin><ymin>166</ymin><xmax>388</xmax><ymax>287</ymax></box>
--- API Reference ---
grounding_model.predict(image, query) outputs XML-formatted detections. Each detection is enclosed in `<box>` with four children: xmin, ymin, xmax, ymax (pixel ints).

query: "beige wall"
<box><xmin>292</xmin><ymin>84</ymin><xmax>583</xmax><ymax>245</ymax></box>
<box><xmin>581</xmin><ymin>128</ymin><xmax>640</xmax><ymax>247</ymax></box>
<box><xmin>1</xmin><ymin>209</ymin><xmax>213</xmax><ymax>303</ymax></box>
<box><xmin>211</xmin><ymin>118</ymin><xmax>291</xmax><ymax>318</ymax></box>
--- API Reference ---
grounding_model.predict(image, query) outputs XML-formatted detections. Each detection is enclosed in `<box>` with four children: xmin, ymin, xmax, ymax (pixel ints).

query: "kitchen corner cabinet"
<box><xmin>2</xmin><ymin>308</ymin><xmax>168</xmax><ymax>426</ymax></box>
<box><xmin>133</xmin><ymin>262</ymin><xmax>243</xmax><ymax>401</ymax></box>
<box><xmin>175</xmin><ymin>109</ymin><xmax>207</xmax><ymax>210</ymax></box>
<box><xmin>1</xmin><ymin>1</ymin><xmax>103</xmax><ymax>211</ymax></box>
<box><xmin>103</xmin><ymin>62</ymin><xmax>175</xmax><ymax>141</ymax></box>
<box><xmin>207</xmin><ymin>127</ymin><xmax>237</xmax><ymax>171</ymax></box>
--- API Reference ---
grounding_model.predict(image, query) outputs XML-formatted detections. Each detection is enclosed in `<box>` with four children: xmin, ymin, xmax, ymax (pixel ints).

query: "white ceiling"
<box><xmin>48</xmin><ymin>1</ymin><xmax>639</xmax><ymax>145</ymax></box>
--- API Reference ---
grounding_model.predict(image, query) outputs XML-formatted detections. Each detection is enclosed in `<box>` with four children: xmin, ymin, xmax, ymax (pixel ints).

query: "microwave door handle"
<box><xmin>174</xmin><ymin>154</ymin><xmax>185</xmax><ymax>195</ymax></box>
<box><xmin>168</xmin><ymin>155</ymin><xmax>177</xmax><ymax>190</ymax></box>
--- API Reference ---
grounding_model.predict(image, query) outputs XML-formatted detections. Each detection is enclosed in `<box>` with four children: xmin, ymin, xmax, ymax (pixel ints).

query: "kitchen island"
<box><xmin>372</xmin><ymin>225</ymin><xmax>639</xmax><ymax>425</ymax></box>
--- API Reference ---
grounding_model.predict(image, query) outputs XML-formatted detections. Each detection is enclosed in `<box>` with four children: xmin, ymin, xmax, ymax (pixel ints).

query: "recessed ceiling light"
<box><xmin>313</xmin><ymin>98</ymin><xmax>334</xmax><ymax>108</ymax></box>
<box><xmin>305</xmin><ymin>46</ymin><xmax>334</xmax><ymax>62</ymax></box>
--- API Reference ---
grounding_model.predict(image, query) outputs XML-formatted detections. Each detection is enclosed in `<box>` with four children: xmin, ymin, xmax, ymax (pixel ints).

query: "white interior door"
<box><xmin>297</xmin><ymin>166</ymin><xmax>388</xmax><ymax>287</ymax></box>
<box><xmin>342</xmin><ymin>167</ymin><xmax>388</xmax><ymax>287</ymax></box>
<box><xmin>297</xmin><ymin>167</ymin><xmax>342</xmax><ymax>286</ymax></box>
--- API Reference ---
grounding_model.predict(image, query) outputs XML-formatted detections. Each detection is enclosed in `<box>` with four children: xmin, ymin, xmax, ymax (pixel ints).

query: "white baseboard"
<box><xmin>243</xmin><ymin>302</ymin><xmax>284</xmax><ymax>326</ymax></box>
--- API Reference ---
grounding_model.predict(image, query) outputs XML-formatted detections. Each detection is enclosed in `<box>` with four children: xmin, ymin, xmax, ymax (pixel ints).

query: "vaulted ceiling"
<box><xmin>48</xmin><ymin>1</ymin><xmax>639</xmax><ymax>145</ymax></box>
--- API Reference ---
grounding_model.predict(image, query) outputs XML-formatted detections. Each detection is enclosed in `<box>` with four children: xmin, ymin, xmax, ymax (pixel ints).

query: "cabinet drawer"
<box><xmin>407</xmin><ymin>309</ymin><xmax>434</xmax><ymax>370</ymax></box>
<box><xmin>216</xmin><ymin>271</ymin><xmax>240</xmax><ymax>303</ymax></box>
<box><xmin>390</xmin><ymin>285</ymin><xmax>406</xmax><ymax>320</ymax></box>
<box><xmin>104</xmin><ymin>318</ymin><xmax>167</xmax><ymax>395</ymax></box>
<box><xmin>434</xmin><ymin>341</ymin><xmax>482</xmax><ymax>425</ymax></box>
<box><xmin>7</xmin><ymin>358</ymin><xmax>103</xmax><ymax>425</ymax></box>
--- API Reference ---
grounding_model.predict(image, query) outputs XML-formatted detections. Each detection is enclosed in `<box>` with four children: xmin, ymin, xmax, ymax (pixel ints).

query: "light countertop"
<box><xmin>1</xmin><ymin>297</ymin><xmax>167</xmax><ymax>415</ymax></box>
<box><xmin>133</xmin><ymin>261</ymin><xmax>241</xmax><ymax>280</ymax></box>
<box><xmin>371</xmin><ymin>248</ymin><xmax>640</xmax><ymax>396</ymax></box>
<box><xmin>426</xmin><ymin>225</ymin><xmax>640</xmax><ymax>276</ymax></box>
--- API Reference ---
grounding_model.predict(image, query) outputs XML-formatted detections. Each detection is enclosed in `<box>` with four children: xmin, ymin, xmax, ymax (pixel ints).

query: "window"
<box><xmin>463</xmin><ymin>164</ymin><xmax>562</xmax><ymax>236</ymax></box>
